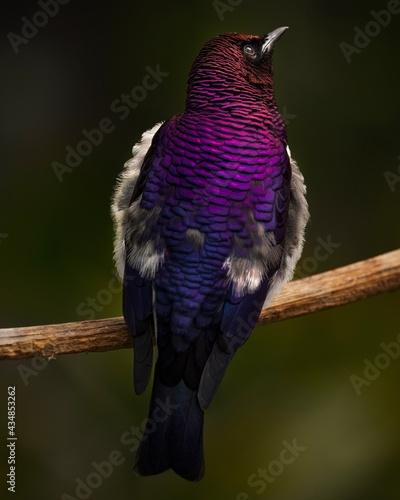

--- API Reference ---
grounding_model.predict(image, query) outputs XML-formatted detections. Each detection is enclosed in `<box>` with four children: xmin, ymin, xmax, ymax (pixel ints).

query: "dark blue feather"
<box><xmin>123</xmin><ymin>263</ymin><xmax>154</xmax><ymax>395</ymax></box>
<box><xmin>198</xmin><ymin>278</ymin><xmax>271</xmax><ymax>410</ymax></box>
<box><xmin>134</xmin><ymin>364</ymin><xmax>205</xmax><ymax>481</ymax></box>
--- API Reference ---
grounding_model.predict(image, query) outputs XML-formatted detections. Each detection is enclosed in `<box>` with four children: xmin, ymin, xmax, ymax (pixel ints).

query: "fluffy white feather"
<box><xmin>263</xmin><ymin>157</ymin><xmax>309</xmax><ymax>307</ymax></box>
<box><xmin>111</xmin><ymin>122</ymin><xmax>163</xmax><ymax>279</ymax></box>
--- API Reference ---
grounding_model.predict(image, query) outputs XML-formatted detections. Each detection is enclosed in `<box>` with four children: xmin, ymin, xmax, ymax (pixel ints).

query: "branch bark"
<box><xmin>1</xmin><ymin>249</ymin><xmax>399</xmax><ymax>361</ymax></box>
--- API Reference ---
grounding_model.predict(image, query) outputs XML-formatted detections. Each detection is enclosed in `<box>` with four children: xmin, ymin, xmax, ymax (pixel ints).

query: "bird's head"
<box><xmin>186</xmin><ymin>27</ymin><xmax>288</xmax><ymax>112</ymax></box>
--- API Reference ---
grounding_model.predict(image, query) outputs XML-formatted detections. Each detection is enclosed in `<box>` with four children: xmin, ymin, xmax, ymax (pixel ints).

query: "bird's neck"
<box><xmin>185</xmin><ymin>82</ymin><xmax>286</xmax><ymax>141</ymax></box>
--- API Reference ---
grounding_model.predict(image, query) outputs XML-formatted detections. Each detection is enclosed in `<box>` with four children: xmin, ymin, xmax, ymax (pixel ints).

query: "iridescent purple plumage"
<box><xmin>112</xmin><ymin>28</ymin><xmax>309</xmax><ymax>481</ymax></box>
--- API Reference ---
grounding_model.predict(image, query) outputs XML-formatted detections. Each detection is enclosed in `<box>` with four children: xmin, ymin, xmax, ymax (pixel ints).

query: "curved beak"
<box><xmin>261</xmin><ymin>26</ymin><xmax>289</xmax><ymax>55</ymax></box>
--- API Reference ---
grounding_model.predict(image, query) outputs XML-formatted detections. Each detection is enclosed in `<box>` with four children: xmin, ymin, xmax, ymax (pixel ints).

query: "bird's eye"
<box><xmin>243</xmin><ymin>44</ymin><xmax>256</xmax><ymax>57</ymax></box>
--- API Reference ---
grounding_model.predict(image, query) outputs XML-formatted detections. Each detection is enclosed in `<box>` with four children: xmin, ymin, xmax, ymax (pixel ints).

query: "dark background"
<box><xmin>1</xmin><ymin>0</ymin><xmax>399</xmax><ymax>499</ymax></box>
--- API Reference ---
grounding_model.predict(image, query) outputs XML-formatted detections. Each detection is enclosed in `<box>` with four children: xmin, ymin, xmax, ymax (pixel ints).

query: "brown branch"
<box><xmin>1</xmin><ymin>249</ymin><xmax>399</xmax><ymax>361</ymax></box>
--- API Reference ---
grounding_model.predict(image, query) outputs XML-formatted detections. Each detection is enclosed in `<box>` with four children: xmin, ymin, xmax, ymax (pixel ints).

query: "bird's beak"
<box><xmin>261</xmin><ymin>26</ymin><xmax>289</xmax><ymax>55</ymax></box>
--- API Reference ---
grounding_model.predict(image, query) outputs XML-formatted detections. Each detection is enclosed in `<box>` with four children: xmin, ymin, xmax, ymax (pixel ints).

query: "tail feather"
<box><xmin>198</xmin><ymin>343</ymin><xmax>234</xmax><ymax>410</ymax></box>
<box><xmin>134</xmin><ymin>370</ymin><xmax>205</xmax><ymax>481</ymax></box>
<box><xmin>132</xmin><ymin>331</ymin><xmax>154</xmax><ymax>395</ymax></box>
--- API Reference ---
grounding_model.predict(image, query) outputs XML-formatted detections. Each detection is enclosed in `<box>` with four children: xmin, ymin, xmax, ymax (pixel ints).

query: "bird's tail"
<box><xmin>134</xmin><ymin>369</ymin><xmax>205</xmax><ymax>481</ymax></box>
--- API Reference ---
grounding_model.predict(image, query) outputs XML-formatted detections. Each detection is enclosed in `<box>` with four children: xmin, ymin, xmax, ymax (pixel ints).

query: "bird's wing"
<box><xmin>111</xmin><ymin>121</ymin><xmax>169</xmax><ymax>395</ymax></box>
<box><xmin>123</xmin><ymin>264</ymin><xmax>154</xmax><ymax>395</ymax></box>
<box><xmin>263</xmin><ymin>154</ymin><xmax>309</xmax><ymax>307</ymax></box>
<box><xmin>198</xmin><ymin>279</ymin><xmax>270</xmax><ymax>410</ymax></box>
<box><xmin>111</xmin><ymin>121</ymin><xmax>164</xmax><ymax>279</ymax></box>
<box><xmin>198</xmin><ymin>149</ymin><xmax>309</xmax><ymax>410</ymax></box>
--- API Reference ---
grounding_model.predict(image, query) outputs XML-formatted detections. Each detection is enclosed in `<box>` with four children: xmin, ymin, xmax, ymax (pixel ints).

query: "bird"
<box><xmin>111</xmin><ymin>27</ymin><xmax>309</xmax><ymax>481</ymax></box>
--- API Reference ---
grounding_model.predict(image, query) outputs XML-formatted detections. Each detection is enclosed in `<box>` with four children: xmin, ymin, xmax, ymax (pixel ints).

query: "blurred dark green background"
<box><xmin>1</xmin><ymin>0</ymin><xmax>399</xmax><ymax>498</ymax></box>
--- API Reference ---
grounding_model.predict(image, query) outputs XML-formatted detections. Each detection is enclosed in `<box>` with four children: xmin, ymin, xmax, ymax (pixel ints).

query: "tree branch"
<box><xmin>1</xmin><ymin>249</ymin><xmax>399</xmax><ymax>361</ymax></box>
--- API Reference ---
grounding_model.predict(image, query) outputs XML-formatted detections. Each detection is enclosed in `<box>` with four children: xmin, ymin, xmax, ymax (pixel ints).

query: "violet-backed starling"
<box><xmin>112</xmin><ymin>27</ymin><xmax>309</xmax><ymax>481</ymax></box>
